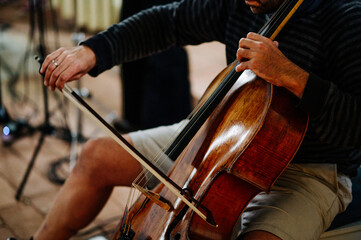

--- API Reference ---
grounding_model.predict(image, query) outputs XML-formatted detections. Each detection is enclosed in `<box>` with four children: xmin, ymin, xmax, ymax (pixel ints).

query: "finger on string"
<box><xmin>238</xmin><ymin>37</ymin><xmax>255</xmax><ymax>49</ymax></box>
<box><xmin>246</xmin><ymin>32</ymin><xmax>266</xmax><ymax>41</ymax></box>
<box><xmin>247</xmin><ymin>32</ymin><xmax>276</xmax><ymax>48</ymax></box>
<box><xmin>237</xmin><ymin>48</ymin><xmax>253</xmax><ymax>62</ymax></box>
<box><xmin>235</xmin><ymin>62</ymin><xmax>248</xmax><ymax>72</ymax></box>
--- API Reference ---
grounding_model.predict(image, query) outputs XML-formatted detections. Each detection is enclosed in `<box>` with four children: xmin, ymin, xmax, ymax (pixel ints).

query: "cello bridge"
<box><xmin>132</xmin><ymin>183</ymin><xmax>174</xmax><ymax>211</ymax></box>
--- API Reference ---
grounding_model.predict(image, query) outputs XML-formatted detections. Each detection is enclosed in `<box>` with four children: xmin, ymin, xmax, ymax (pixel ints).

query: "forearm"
<box><xmin>81</xmin><ymin>0</ymin><xmax>228</xmax><ymax>77</ymax></box>
<box><xmin>279</xmin><ymin>63</ymin><xmax>309</xmax><ymax>99</ymax></box>
<box><xmin>298</xmin><ymin>73</ymin><xmax>361</xmax><ymax>150</ymax></box>
<box><xmin>81</xmin><ymin>3</ymin><xmax>179</xmax><ymax>76</ymax></box>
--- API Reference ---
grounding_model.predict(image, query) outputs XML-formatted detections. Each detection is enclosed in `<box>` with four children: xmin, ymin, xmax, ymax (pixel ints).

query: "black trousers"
<box><xmin>120</xmin><ymin>0</ymin><xmax>191</xmax><ymax>130</ymax></box>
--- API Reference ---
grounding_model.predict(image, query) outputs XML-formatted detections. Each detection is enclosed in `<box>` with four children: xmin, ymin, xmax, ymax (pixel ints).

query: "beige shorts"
<box><xmin>129</xmin><ymin>121</ymin><xmax>353</xmax><ymax>240</ymax></box>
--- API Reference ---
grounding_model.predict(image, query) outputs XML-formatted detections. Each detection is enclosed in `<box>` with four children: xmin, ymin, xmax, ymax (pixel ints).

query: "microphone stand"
<box><xmin>15</xmin><ymin>0</ymin><xmax>71</xmax><ymax>200</ymax></box>
<box><xmin>47</xmin><ymin>32</ymin><xmax>89</xmax><ymax>185</ymax></box>
<box><xmin>0</xmin><ymin>23</ymin><xmax>35</xmax><ymax>144</ymax></box>
<box><xmin>0</xmin><ymin>25</ymin><xmax>11</xmax><ymax>125</ymax></box>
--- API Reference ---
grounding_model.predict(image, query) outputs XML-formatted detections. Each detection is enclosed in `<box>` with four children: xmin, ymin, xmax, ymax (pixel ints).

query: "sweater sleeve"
<box><xmin>297</xmin><ymin>3</ymin><xmax>361</xmax><ymax>150</ymax></box>
<box><xmin>80</xmin><ymin>0</ymin><xmax>229</xmax><ymax>76</ymax></box>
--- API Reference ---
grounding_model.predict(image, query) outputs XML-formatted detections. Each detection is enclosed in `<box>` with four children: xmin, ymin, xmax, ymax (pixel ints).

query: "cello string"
<box><xmin>123</xmin><ymin>186</ymin><xmax>143</xmax><ymax>231</ymax></box>
<box><xmin>131</xmin><ymin>0</ymin><xmax>302</xmax><ymax>190</ymax></box>
<box><xmin>131</xmin><ymin>100</ymin><xmax>203</xmax><ymax>187</ymax></box>
<box><xmin>122</xmin><ymin>0</ymin><xmax>304</xmax><ymax>230</ymax></box>
<box><xmin>131</xmin><ymin>88</ymin><xmax>214</xmax><ymax>187</ymax></box>
<box><xmin>132</xmin><ymin>119</ymin><xmax>191</xmax><ymax>187</ymax></box>
<box><xmin>156</xmin><ymin>0</ymin><xmax>300</xmax><ymax>164</ymax></box>
<box><xmin>259</xmin><ymin>0</ymin><xmax>295</xmax><ymax>36</ymax></box>
<box><xmin>126</xmin><ymin>0</ymin><xmax>304</xmax><ymax>219</ymax></box>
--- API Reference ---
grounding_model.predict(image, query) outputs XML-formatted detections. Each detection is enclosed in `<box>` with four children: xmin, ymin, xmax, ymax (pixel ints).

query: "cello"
<box><xmin>109</xmin><ymin>0</ymin><xmax>308</xmax><ymax>239</ymax></box>
<box><xmin>41</xmin><ymin>0</ymin><xmax>308</xmax><ymax>239</ymax></box>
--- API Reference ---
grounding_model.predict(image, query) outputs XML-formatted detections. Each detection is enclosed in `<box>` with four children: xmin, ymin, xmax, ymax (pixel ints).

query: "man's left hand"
<box><xmin>235</xmin><ymin>32</ymin><xmax>309</xmax><ymax>99</ymax></box>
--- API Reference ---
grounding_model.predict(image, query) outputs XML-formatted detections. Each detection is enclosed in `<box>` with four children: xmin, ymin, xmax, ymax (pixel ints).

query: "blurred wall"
<box><xmin>51</xmin><ymin>0</ymin><xmax>122</xmax><ymax>32</ymax></box>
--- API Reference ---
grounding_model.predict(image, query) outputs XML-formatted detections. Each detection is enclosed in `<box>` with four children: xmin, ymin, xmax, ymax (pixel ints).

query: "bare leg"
<box><xmin>34</xmin><ymin>135</ymin><xmax>142</xmax><ymax>240</ymax></box>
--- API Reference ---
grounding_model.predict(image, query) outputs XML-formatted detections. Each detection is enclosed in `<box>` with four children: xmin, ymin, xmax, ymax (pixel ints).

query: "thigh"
<box><xmin>239</xmin><ymin>164</ymin><xmax>352</xmax><ymax>240</ymax></box>
<box><xmin>79</xmin><ymin>135</ymin><xmax>145</xmax><ymax>187</ymax></box>
<box><xmin>129</xmin><ymin>120</ymin><xmax>188</xmax><ymax>188</ymax></box>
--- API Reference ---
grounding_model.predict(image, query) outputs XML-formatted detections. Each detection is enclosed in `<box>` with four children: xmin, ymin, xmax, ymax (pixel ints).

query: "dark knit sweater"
<box><xmin>82</xmin><ymin>0</ymin><xmax>361</xmax><ymax>177</ymax></box>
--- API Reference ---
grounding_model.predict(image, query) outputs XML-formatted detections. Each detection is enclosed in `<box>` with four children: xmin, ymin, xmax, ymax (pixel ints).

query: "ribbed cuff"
<box><xmin>80</xmin><ymin>34</ymin><xmax>114</xmax><ymax>77</ymax></box>
<box><xmin>297</xmin><ymin>73</ymin><xmax>331</xmax><ymax>118</ymax></box>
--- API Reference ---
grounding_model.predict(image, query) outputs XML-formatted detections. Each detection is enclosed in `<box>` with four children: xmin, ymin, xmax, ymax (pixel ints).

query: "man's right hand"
<box><xmin>40</xmin><ymin>45</ymin><xmax>97</xmax><ymax>91</ymax></box>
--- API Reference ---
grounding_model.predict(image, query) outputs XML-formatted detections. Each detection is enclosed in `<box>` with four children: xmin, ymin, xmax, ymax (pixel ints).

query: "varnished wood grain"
<box><xmin>111</xmin><ymin>68</ymin><xmax>308</xmax><ymax>239</ymax></box>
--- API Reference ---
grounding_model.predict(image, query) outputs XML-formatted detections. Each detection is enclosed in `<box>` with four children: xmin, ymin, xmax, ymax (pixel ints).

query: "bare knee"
<box><xmin>242</xmin><ymin>230</ymin><xmax>281</xmax><ymax>240</ymax></box>
<box><xmin>73</xmin><ymin>135</ymin><xmax>142</xmax><ymax>186</ymax></box>
<box><xmin>79</xmin><ymin>137</ymin><xmax>113</xmax><ymax>170</ymax></box>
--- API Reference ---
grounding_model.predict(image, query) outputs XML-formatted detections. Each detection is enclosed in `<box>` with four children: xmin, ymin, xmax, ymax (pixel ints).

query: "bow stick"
<box><xmin>35</xmin><ymin>56</ymin><xmax>217</xmax><ymax>227</ymax></box>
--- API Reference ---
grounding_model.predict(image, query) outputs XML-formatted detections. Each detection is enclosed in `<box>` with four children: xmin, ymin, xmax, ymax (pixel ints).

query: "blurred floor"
<box><xmin>0</xmin><ymin>6</ymin><xmax>226</xmax><ymax>240</ymax></box>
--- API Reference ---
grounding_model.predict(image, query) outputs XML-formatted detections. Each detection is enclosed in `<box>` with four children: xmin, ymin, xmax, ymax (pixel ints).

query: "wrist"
<box><xmin>81</xmin><ymin>45</ymin><xmax>97</xmax><ymax>69</ymax></box>
<box><xmin>283</xmin><ymin>64</ymin><xmax>309</xmax><ymax>99</ymax></box>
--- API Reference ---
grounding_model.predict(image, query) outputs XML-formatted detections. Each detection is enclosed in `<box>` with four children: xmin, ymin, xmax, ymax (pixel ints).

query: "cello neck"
<box><xmin>165</xmin><ymin>0</ymin><xmax>304</xmax><ymax>161</ymax></box>
<box><xmin>260</xmin><ymin>0</ymin><xmax>304</xmax><ymax>39</ymax></box>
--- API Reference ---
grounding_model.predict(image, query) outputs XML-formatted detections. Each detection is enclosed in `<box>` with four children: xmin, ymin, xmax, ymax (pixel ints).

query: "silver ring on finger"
<box><xmin>51</xmin><ymin>59</ymin><xmax>59</xmax><ymax>67</ymax></box>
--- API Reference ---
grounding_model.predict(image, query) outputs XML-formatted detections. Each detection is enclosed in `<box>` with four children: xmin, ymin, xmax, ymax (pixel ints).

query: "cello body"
<box><xmin>111</xmin><ymin>61</ymin><xmax>308</xmax><ymax>240</ymax></box>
